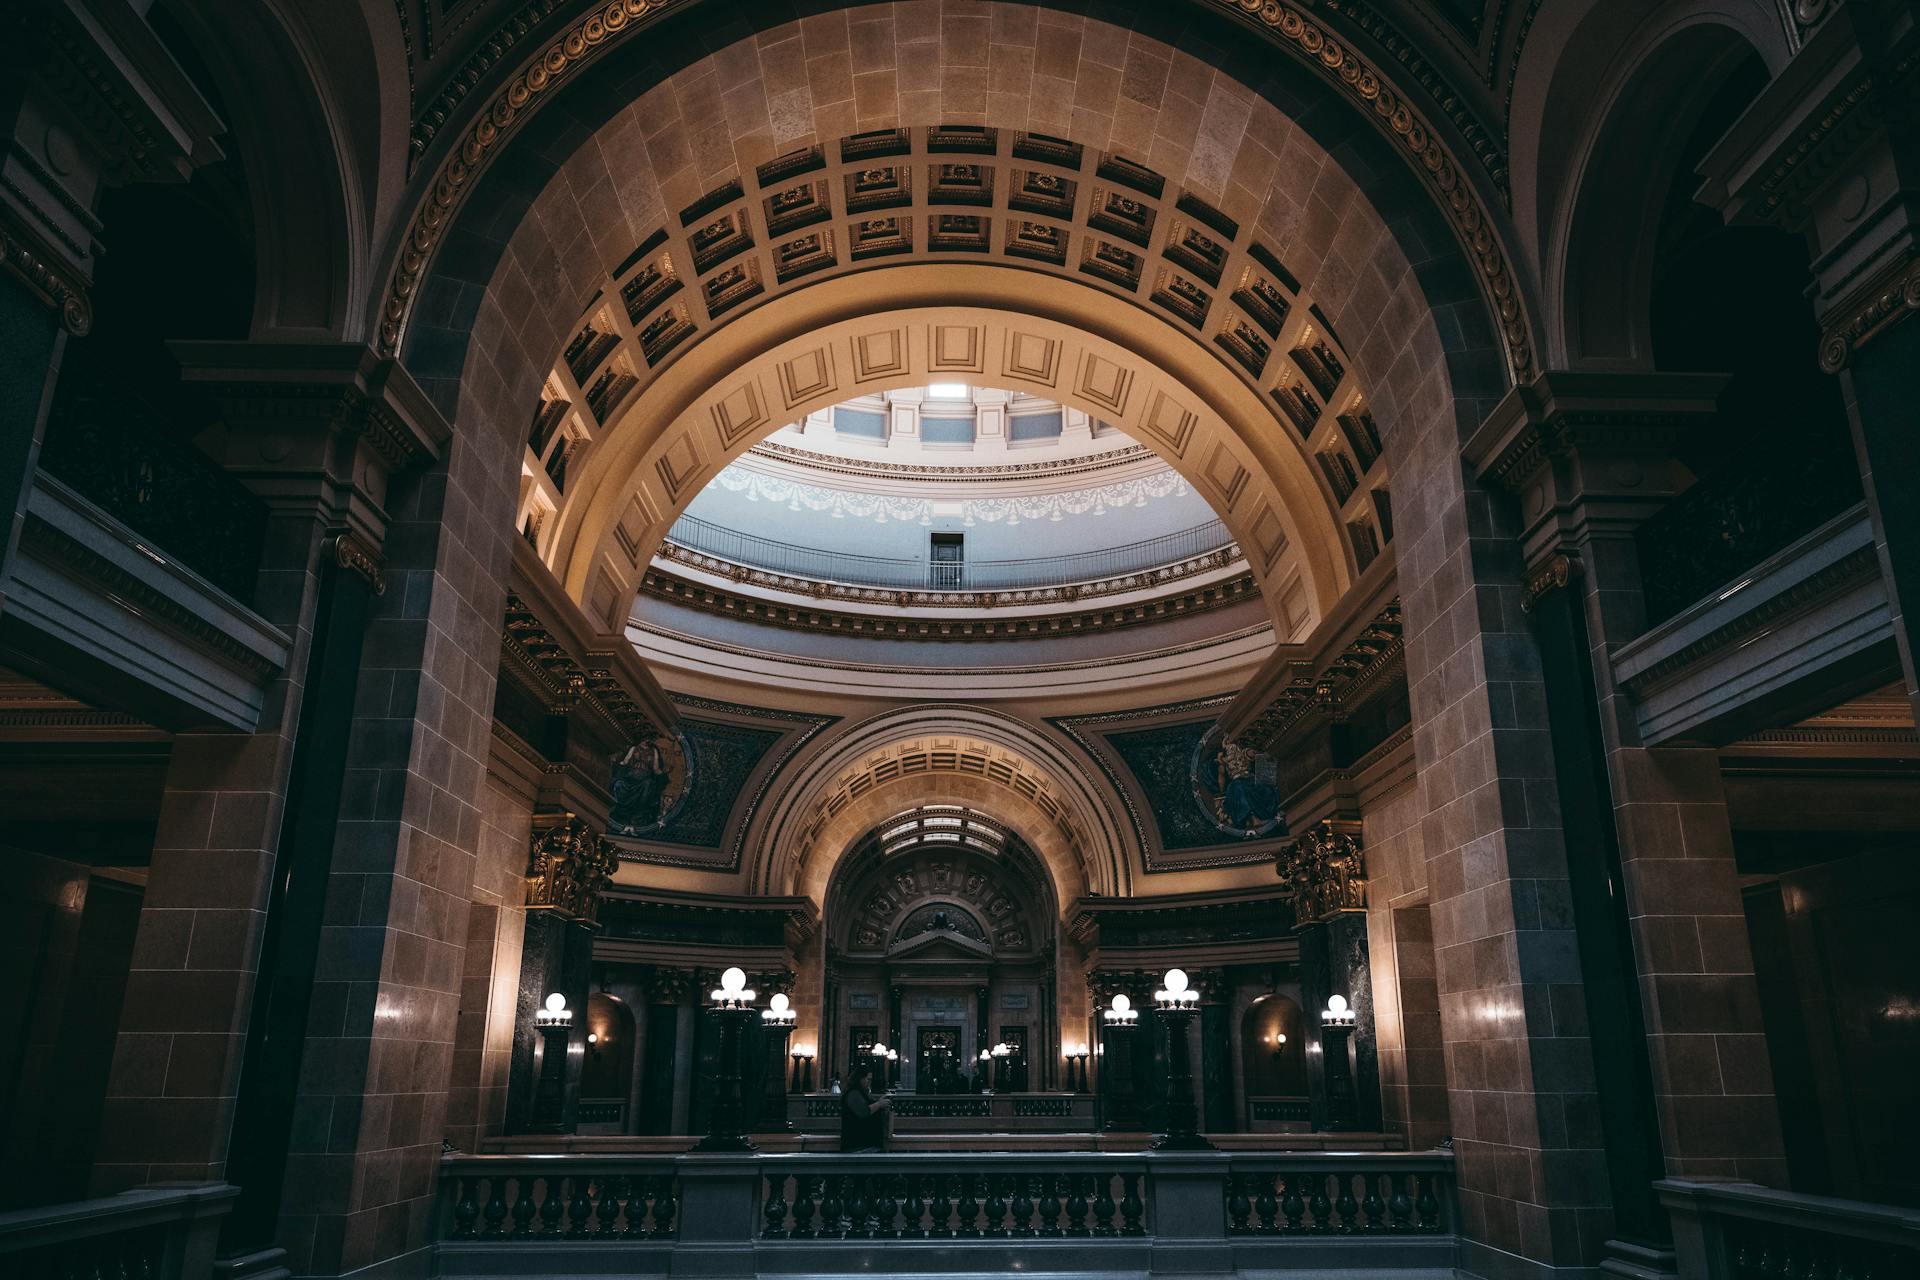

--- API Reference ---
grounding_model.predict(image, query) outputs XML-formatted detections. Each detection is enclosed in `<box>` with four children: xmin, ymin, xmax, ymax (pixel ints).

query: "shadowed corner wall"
<box><xmin>1362</xmin><ymin>763</ymin><xmax>1449</xmax><ymax>1151</ymax></box>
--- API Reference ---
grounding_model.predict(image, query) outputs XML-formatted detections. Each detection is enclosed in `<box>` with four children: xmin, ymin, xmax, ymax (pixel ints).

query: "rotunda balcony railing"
<box><xmin>662</xmin><ymin>515</ymin><xmax>1238</xmax><ymax>592</ymax></box>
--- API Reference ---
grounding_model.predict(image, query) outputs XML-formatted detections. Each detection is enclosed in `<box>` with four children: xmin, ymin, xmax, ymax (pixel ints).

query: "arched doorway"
<box><xmin>1240</xmin><ymin>995</ymin><xmax>1308</xmax><ymax>1131</ymax></box>
<box><xmin>821</xmin><ymin>807</ymin><xmax>1059</xmax><ymax>1093</ymax></box>
<box><xmin>580</xmin><ymin>992</ymin><xmax>636</xmax><ymax>1128</ymax></box>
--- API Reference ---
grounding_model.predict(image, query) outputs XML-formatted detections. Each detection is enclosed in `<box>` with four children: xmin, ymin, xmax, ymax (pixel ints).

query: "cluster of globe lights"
<box><xmin>1102</xmin><ymin>993</ymin><xmax>1139</xmax><ymax>1027</ymax></box>
<box><xmin>1154</xmin><ymin>968</ymin><xmax>1200</xmax><ymax>1011</ymax></box>
<box><xmin>710</xmin><ymin>965</ymin><xmax>757</xmax><ymax>1010</ymax></box>
<box><xmin>762</xmin><ymin>992</ymin><xmax>795</xmax><ymax>1027</ymax></box>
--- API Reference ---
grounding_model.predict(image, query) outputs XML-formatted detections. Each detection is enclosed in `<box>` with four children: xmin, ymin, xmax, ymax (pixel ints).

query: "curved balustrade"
<box><xmin>758</xmin><ymin>1155</ymin><xmax>1150</xmax><ymax>1239</ymax></box>
<box><xmin>663</xmin><ymin>514</ymin><xmax>1237</xmax><ymax>591</ymax></box>
<box><xmin>432</xmin><ymin>1149</ymin><xmax>1458</xmax><ymax>1280</ymax></box>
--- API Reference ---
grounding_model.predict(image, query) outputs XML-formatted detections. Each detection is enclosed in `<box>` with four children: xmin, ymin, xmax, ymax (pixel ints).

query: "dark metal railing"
<box><xmin>37</xmin><ymin>388</ymin><xmax>267</xmax><ymax>604</ymax></box>
<box><xmin>664</xmin><ymin>514</ymin><xmax>1236</xmax><ymax>591</ymax></box>
<box><xmin>1635</xmin><ymin>450</ymin><xmax>1861</xmax><ymax>627</ymax></box>
<box><xmin>0</xmin><ymin>1184</ymin><xmax>236</xmax><ymax>1280</ymax></box>
<box><xmin>1659</xmin><ymin>1179</ymin><xmax>1920</xmax><ymax>1280</ymax></box>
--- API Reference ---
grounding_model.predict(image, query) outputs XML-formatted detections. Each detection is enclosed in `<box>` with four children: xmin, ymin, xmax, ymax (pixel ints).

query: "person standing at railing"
<box><xmin>839</xmin><ymin>1061</ymin><xmax>891</xmax><ymax>1152</ymax></box>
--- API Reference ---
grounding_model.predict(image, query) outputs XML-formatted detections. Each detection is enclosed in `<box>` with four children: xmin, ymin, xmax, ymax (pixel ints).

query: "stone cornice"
<box><xmin>1464</xmin><ymin>371</ymin><xmax>1726</xmax><ymax>497</ymax></box>
<box><xmin>637</xmin><ymin>563</ymin><xmax>1263</xmax><ymax>640</ymax></box>
<box><xmin>655</xmin><ymin>540</ymin><xmax>1246</xmax><ymax>610</ymax></box>
<box><xmin>175</xmin><ymin>342</ymin><xmax>451</xmax><ymax>476</ymax></box>
<box><xmin>1229</xmin><ymin>599</ymin><xmax>1404</xmax><ymax>753</ymax></box>
<box><xmin>505</xmin><ymin>535</ymin><xmax>678</xmax><ymax>746</ymax></box>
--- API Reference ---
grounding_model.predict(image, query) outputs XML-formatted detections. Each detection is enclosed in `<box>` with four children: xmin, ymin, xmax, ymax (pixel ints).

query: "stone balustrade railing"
<box><xmin>0</xmin><ymin>1183</ymin><xmax>236</xmax><ymax>1280</ymax></box>
<box><xmin>435</xmin><ymin>1149</ymin><xmax>1456</xmax><ymax>1277</ymax></box>
<box><xmin>1659</xmin><ymin>1178</ymin><xmax>1920</xmax><ymax>1280</ymax></box>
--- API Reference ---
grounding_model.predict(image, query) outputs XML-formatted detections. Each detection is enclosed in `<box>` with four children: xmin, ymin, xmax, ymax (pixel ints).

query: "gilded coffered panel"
<box><xmin>514</xmin><ymin>125</ymin><xmax>1399</xmax><ymax>642</ymax></box>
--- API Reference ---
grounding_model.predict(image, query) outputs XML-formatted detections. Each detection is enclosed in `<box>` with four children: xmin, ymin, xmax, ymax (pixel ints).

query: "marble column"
<box><xmin>1469</xmin><ymin>372</ymin><xmax>1789</xmax><ymax>1275</ymax></box>
<box><xmin>504</xmin><ymin>817</ymin><xmax>615</xmax><ymax>1135</ymax></box>
<box><xmin>93</xmin><ymin>347</ymin><xmax>443</xmax><ymax>1273</ymax></box>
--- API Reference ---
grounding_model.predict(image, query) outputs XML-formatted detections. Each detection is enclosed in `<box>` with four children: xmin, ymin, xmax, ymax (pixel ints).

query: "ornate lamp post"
<box><xmin>530</xmin><ymin>992</ymin><xmax>573</xmax><ymax>1131</ymax></box>
<box><xmin>990</xmin><ymin>1041</ymin><xmax>1013</xmax><ymax>1092</ymax></box>
<box><xmin>1065</xmin><ymin>1043</ymin><xmax>1091</xmax><ymax>1092</ymax></box>
<box><xmin>1153</xmin><ymin>968</ymin><xmax>1214</xmax><ymax>1151</ymax></box>
<box><xmin>1100</xmin><ymin>993</ymin><xmax>1140</xmax><ymax>1130</ymax></box>
<box><xmin>1320</xmin><ymin>992</ymin><xmax>1360</xmax><ymax>1131</ymax></box>
<box><xmin>790</xmin><ymin>1044</ymin><xmax>815</xmax><ymax>1093</ymax></box>
<box><xmin>697</xmin><ymin>966</ymin><xmax>759</xmax><ymax>1152</ymax></box>
<box><xmin>757</xmin><ymin>992</ymin><xmax>796</xmax><ymax>1132</ymax></box>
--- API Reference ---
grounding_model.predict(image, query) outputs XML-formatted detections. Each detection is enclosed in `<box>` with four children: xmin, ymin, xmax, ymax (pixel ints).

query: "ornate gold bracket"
<box><xmin>525</xmin><ymin>814</ymin><xmax>618</xmax><ymax>925</ymax></box>
<box><xmin>1520</xmin><ymin>552</ymin><xmax>1581</xmax><ymax>614</ymax></box>
<box><xmin>1820</xmin><ymin>250</ymin><xmax>1920</xmax><ymax>373</ymax></box>
<box><xmin>1276</xmin><ymin>818</ymin><xmax>1368</xmax><ymax>924</ymax></box>
<box><xmin>329</xmin><ymin>531</ymin><xmax>388</xmax><ymax>595</ymax></box>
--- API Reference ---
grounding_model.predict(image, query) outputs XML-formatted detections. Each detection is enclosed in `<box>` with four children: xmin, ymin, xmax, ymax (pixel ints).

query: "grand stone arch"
<box><xmin>550</xmin><ymin>286</ymin><xmax>1346</xmax><ymax>639</ymax></box>
<box><xmin>343</xmin><ymin>4</ymin><xmax>1590</xmax><ymax>1259</ymax></box>
<box><xmin>745</xmin><ymin>703</ymin><xmax>1132</xmax><ymax>903</ymax></box>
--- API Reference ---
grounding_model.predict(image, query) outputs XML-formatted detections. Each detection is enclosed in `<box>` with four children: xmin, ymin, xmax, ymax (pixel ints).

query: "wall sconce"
<box><xmin>1322</xmin><ymin>993</ymin><xmax>1356</xmax><ymax>1027</ymax></box>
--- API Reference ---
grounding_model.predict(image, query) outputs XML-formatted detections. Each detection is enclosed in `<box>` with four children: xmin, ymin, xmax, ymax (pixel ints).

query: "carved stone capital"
<box><xmin>1275</xmin><ymin>818</ymin><xmax>1368</xmax><ymax>925</ymax></box>
<box><xmin>525</xmin><ymin>814</ymin><xmax>618</xmax><ymax>926</ymax></box>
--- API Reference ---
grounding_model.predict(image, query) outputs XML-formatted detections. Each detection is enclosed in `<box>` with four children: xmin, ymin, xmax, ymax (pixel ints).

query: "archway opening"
<box><xmin>819</xmin><ymin>806</ymin><xmax>1061</xmax><ymax>1095</ymax></box>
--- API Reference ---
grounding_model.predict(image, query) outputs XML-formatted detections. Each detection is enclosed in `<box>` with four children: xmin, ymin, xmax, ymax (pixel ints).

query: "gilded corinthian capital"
<box><xmin>525</xmin><ymin>815</ymin><xmax>619</xmax><ymax>924</ymax></box>
<box><xmin>1276</xmin><ymin>819</ymin><xmax>1368</xmax><ymax>924</ymax></box>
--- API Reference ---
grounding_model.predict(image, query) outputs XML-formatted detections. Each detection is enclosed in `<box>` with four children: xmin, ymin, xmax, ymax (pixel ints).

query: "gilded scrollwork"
<box><xmin>1275</xmin><ymin>819</ymin><xmax>1368</xmax><ymax>924</ymax></box>
<box><xmin>525</xmin><ymin>815</ymin><xmax>619</xmax><ymax>924</ymax></box>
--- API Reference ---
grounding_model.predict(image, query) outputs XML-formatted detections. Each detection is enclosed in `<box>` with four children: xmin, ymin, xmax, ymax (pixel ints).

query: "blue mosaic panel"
<box><xmin>621</xmin><ymin>718</ymin><xmax>784</xmax><ymax>847</ymax></box>
<box><xmin>1101</xmin><ymin>720</ymin><xmax>1227</xmax><ymax>851</ymax></box>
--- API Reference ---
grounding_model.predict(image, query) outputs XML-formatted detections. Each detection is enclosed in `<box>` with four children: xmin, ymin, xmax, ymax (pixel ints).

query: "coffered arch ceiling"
<box><xmin>547</xmin><ymin>282</ymin><xmax>1350</xmax><ymax>640</ymax></box>
<box><xmin>746</xmin><ymin>704</ymin><xmax>1133</xmax><ymax>906</ymax></box>
<box><xmin>393</xmin><ymin>0</ymin><xmax>1521</xmax><ymax>639</ymax></box>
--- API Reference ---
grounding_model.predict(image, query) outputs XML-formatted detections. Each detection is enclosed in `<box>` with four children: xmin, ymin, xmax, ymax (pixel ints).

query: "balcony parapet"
<box><xmin>4</xmin><ymin>473</ymin><xmax>291</xmax><ymax>729</ymax></box>
<box><xmin>1658</xmin><ymin>1178</ymin><xmax>1920</xmax><ymax>1280</ymax></box>
<box><xmin>433</xmin><ymin>1149</ymin><xmax>1455</xmax><ymax>1278</ymax></box>
<box><xmin>1612</xmin><ymin>504</ymin><xmax>1892</xmax><ymax>744</ymax></box>
<box><xmin>0</xmin><ymin>1183</ymin><xmax>236</xmax><ymax>1280</ymax></box>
